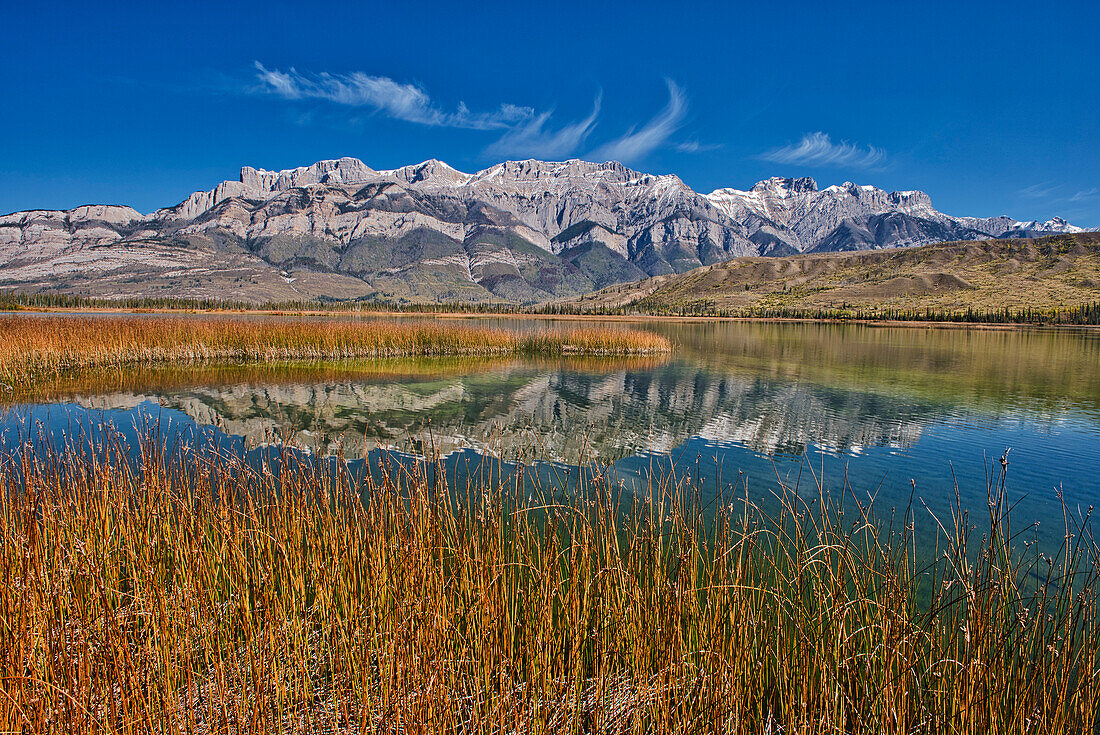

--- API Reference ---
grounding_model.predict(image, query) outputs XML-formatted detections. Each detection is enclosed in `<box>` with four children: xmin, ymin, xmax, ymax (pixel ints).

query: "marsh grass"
<box><xmin>0</xmin><ymin>429</ymin><xmax>1097</xmax><ymax>734</ymax></box>
<box><xmin>2</xmin><ymin>426</ymin><xmax>1100</xmax><ymax>730</ymax></box>
<box><xmin>0</xmin><ymin>316</ymin><xmax>670</xmax><ymax>391</ymax></box>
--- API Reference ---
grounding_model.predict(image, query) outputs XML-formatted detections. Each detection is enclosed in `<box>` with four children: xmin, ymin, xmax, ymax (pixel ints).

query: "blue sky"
<box><xmin>1</xmin><ymin>0</ymin><xmax>1097</xmax><ymax>226</ymax></box>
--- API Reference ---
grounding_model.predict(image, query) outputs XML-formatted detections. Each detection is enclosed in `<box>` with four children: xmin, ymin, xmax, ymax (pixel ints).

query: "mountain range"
<box><xmin>0</xmin><ymin>157</ymin><xmax>1087</xmax><ymax>304</ymax></box>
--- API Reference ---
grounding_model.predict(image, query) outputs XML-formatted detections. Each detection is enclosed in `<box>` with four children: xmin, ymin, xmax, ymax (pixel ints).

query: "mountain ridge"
<box><xmin>0</xmin><ymin>157</ymin><xmax>1089</xmax><ymax>304</ymax></box>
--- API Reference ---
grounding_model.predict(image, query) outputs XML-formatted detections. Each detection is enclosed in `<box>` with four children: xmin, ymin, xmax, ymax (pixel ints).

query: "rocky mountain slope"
<box><xmin>0</xmin><ymin>157</ymin><xmax>1088</xmax><ymax>304</ymax></box>
<box><xmin>706</xmin><ymin>177</ymin><xmax>1084</xmax><ymax>255</ymax></box>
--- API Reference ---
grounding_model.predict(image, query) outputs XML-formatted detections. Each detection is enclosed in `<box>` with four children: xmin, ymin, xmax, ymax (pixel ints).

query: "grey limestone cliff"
<box><xmin>0</xmin><ymin>158</ymin><xmax>1086</xmax><ymax>303</ymax></box>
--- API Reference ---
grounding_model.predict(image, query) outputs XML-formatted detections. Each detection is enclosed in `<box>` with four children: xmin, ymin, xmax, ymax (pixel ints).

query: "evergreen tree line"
<box><xmin>2</xmin><ymin>290</ymin><xmax>1098</xmax><ymax>325</ymax></box>
<box><xmin>0</xmin><ymin>292</ymin><xmax>518</xmax><ymax>315</ymax></box>
<box><xmin>532</xmin><ymin>300</ymin><xmax>1100</xmax><ymax>325</ymax></box>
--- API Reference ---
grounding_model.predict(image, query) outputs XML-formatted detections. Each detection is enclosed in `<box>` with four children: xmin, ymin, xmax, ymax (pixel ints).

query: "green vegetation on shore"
<box><xmin>1</xmin><ymin>435</ymin><xmax>1096</xmax><ymax>733</ymax></box>
<box><xmin>0</xmin><ymin>290</ymin><xmax>522</xmax><ymax>315</ymax></box>
<box><xmin>544</xmin><ymin>300</ymin><xmax>1100</xmax><ymax>324</ymax></box>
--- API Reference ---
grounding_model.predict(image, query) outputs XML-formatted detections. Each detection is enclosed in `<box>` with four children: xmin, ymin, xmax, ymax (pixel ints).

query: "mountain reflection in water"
<box><xmin>14</xmin><ymin>362</ymin><xmax>938</xmax><ymax>464</ymax></box>
<box><xmin>1</xmin><ymin>320</ymin><xmax>1098</xmax><ymax>544</ymax></box>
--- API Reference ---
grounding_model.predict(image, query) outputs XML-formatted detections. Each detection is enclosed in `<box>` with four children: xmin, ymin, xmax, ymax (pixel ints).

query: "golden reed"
<box><xmin>0</xmin><ymin>315</ymin><xmax>671</xmax><ymax>390</ymax></box>
<box><xmin>0</xmin><ymin>432</ymin><xmax>1096</xmax><ymax>733</ymax></box>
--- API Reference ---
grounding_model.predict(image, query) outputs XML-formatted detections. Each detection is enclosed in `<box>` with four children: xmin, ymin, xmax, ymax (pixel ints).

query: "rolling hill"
<box><xmin>558</xmin><ymin>233</ymin><xmax>1100</xmax><ymax>316</ymax></box>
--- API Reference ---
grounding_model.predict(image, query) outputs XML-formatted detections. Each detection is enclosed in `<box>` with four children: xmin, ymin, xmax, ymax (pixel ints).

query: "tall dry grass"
<box><xmin>0</xmin><ymin>316</ymin><xmax>670</xmax><ymax>391</ymax></box>
<box><xmin>0</xmin><ymin>429</ymin><xmax>1096</xmax><ymax>734</ymax></box>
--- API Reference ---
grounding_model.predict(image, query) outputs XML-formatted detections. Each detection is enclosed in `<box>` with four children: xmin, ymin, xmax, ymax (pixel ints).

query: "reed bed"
<box><xmin>0</xmin><ymin>316</ymin><xmax>671</xmax><ymax>390</ymax></box>
<box><xmin>0</xmin><ymin>430</ymin><xmax>1097</xmax><ymax>734</ymax></box>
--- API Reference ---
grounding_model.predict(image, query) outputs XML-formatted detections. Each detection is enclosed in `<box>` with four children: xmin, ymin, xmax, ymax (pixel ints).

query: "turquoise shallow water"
<box><xmin>2</xmin><ymin>318</ymin><xmax>1098</xmax><ymax>553</ymax></box>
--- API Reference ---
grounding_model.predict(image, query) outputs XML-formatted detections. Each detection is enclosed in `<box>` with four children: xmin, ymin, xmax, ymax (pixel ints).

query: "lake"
<box><xmin>3</xmin><ymin>317</ymin><xmax>1099</xmax><ymax>551</ymax></box>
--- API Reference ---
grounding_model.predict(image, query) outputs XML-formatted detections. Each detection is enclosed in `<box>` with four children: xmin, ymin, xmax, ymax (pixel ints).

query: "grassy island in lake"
<box><xmin>0</xmin><ymin>315</ymin><xmax>670</xmax><ymax>392</ymax></box>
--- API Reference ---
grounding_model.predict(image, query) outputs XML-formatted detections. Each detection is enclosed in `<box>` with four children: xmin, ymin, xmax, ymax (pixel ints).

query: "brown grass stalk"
<box><xmin>0</xmin><ymin>433</ymin><xmax>1096</xmax><ymax>733</ymax></box>
<box><xmin>0</xmin><ymin>316</ymin><xmax>671</xmax><ymax>392</ymax></box>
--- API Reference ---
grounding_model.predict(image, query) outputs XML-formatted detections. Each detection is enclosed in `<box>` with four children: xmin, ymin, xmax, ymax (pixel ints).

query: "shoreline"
<box><xmin>3</xmin><ymin>305</ymin><xmax>1099</xmax><ymax>332</ymax></box>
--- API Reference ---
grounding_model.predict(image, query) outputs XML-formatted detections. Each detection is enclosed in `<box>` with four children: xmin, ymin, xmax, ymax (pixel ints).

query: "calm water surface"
<box><xmin>3</xmin><ymin>318</ymin><xmax>1099</xmax><ymax>550</ymax></box>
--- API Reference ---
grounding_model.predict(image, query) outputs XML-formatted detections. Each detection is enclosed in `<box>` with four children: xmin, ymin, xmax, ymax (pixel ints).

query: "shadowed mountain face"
<box><xmin>0</xmin><ymin>158</ymin><xmax>1088</xmax><ymax>304</ymax></box>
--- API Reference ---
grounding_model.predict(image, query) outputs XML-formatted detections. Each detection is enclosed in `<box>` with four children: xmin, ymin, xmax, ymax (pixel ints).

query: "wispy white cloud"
<box><xmin>253</xmin><ymin>62</ymin><xmax>532</xmax><ymax>130</ymax></box>
<box><xmin>1010</xmin><ymin>185</ymin><xmax>1096</xmax><ymax>228</ymax></box>
<box><xmin>589</xmin><ymin>80</ymin><xmax>687</xmax><ymax>163</ymax></box>
<box><xmin>1018</xmin><ymin>182</ymin><xmax>1059</xmax><ymax>199</ymax></box>
<box><xmin>252</xmin><ymin>64</ymin><xmax>707</xmax><ymax>164</ymax></box>
<box><xmin>483</xmin><ymin>94</ymin><xmax>602</xmax><ymax>160</ymax></box>
<box><xmin>758</xmin><ymin>132</ymin><xmax>885</xmax><ymax>169</ymax></box>
<box><xmin>675</xmin><ymin>139</ymin><xmax>721</xmax><ymax>153</ymax></box>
